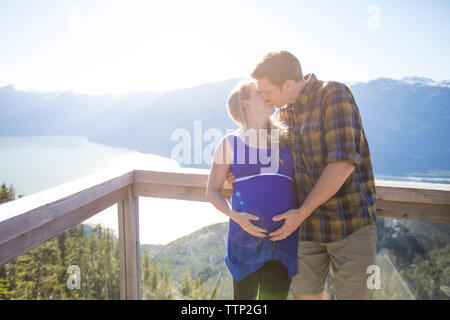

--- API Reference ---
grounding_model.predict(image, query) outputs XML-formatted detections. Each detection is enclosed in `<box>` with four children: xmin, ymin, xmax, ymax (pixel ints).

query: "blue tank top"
<box><xmin>224</xmin><ymin>134</ymin><xmax>299</xmax><ymax>281</ymax></box>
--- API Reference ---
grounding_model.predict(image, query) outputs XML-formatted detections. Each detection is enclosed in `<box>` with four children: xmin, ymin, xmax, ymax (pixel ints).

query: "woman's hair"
<box><xmin>226</xmin><ymin>81</ymin><xmax>291</xmax><ymax>165</ymax></box>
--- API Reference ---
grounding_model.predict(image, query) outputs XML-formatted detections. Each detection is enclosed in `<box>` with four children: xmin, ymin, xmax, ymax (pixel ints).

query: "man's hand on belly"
<box><xmin>269</xmin><ymin>208</ymin><xmax>308</xmax><ymax>241</ymax></box>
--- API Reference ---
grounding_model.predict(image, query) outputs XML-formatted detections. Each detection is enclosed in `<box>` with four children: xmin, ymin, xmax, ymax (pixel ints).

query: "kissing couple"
<box><xmin>206</xmin><ymin>51</ymin><xmax>377</xmax><ymax>300</ymax></box>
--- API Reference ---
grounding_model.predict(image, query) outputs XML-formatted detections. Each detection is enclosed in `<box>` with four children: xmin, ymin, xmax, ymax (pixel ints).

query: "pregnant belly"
<box><xmin>231</xmin><ymin>176</ymin><xmax>298</xmax><ymax>232</ymax></box>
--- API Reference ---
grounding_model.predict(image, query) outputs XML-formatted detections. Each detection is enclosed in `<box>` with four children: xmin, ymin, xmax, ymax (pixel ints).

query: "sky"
<box><xmin>0</xmin><ymin>0</ymin><xmax>449</xmax><ymax>94</ymax></box>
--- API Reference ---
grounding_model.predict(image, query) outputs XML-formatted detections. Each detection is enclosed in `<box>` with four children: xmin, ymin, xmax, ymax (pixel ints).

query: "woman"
<box><xmin>205</xmin><ymin>81</ymin><xmax>299</xmax><ymax>300</ymax></box>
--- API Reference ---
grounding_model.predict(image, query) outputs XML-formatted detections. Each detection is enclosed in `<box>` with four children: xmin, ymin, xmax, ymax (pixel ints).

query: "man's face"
<box><xmin>256</xmin><ymin>78</ymin><xmax>289</xmax><ymax>108</ymax></box>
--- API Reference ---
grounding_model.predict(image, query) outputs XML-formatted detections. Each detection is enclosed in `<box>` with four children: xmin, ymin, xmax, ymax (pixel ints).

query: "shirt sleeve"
<box><xmin>322</xmin><ymin>82</ymin><xmax>362</xmax><ymax>166</ymax></box>
<box><xmin>212</xmin><ymin>136</ymin><xmax>234</xmax><ymax>165</ymax></box>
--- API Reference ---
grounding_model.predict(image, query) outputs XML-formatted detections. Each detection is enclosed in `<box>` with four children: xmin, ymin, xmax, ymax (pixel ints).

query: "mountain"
<box><xmin>139</xmin><ymin>218</ymin><xmax>450</xmax><ymax>300</ymax></box>
<box><xmin>87</xmin><ymin>79</ymin><xmax>240</xmax><ymax>159</ymax></box>
<box><xmin>88</xmin><ymin>76</ymin><xmax>450</xmax><ymax>177</ymax></box>
<box><xmin>0</xmin><ymin>84</ymin><xmax>163</xmax><ymax>136</ymax></box>
<box><xmin>350</xmin><ymin>77</ymin><xmax>450</xmax><ymax>177</ymax></box>
<box><xmin>141</xmin><ymin>222</ymin><xmax>233</xmax><ymax>299</ymax></box>
<box><xmin>376</xmin><ymin>218</ymin><xmax>450</xmax><ymax>299</ymax></box>
<box><xmin>1</xmin><ymin>76</ymin><xmax>449</xmax><ymax>178</ymax></box>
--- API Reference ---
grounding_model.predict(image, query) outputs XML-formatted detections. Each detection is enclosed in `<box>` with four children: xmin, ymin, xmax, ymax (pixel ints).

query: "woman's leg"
<box><xmin>258</xmin><ymin>260</ymin><xmax>291</xmax><ymax>300</ymax></box>
<box><xmin>233</xmin><ymin>269</ymin><xmax>260</xmax><ymax>300</ymax></box>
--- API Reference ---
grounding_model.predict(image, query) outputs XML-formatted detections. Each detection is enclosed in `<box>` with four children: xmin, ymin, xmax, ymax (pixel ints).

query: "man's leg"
<box><xmin>294</xmin><ymin>266</ymin><xmax>331</xmax><ymax>299</ymax></box>
<box><xmin>291</xmin><ymin>239</ymin><xmax>331</xmax><ymax>299</ymax></box>
<box><xmin>327</xmin><ymin>224</ymin><xmax>378</xmax><ymax>300</ymax></box>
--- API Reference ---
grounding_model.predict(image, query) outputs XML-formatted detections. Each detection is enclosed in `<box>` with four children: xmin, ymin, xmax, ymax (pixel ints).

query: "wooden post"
<box><xmin>118</xmin><ymin>184</ymin><xmax>141</xmax><ymax>300</ymax></box>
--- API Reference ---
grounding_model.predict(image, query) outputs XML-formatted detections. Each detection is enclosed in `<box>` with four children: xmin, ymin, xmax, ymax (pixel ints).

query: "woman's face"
<box><xmin>246</xmin><ymin>83</ymin><xmax>275</xmax><ymax>116</ymax></box>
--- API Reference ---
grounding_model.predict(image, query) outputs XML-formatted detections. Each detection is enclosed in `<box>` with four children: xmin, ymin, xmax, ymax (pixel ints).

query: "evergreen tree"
<box><xmin>179</xmin><ymin>269</ymin><xmax>192</xmax><ymax>298</ymax></box>
<box><xmin>178</xmin><ymin>269</ymin><xmax>213</xmax><ymax>300</ymax></box>
<box><xmin>0</xmin><ymin>279</ymin><xmax>13</xmax><ymax>299</ymax></box>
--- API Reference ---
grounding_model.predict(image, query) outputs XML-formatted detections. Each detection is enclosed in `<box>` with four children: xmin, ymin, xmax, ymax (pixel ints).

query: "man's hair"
<box><xmin>251</xmin><ymin>51</ymin><xmax>303</xmax><ymax>88</ymax></box>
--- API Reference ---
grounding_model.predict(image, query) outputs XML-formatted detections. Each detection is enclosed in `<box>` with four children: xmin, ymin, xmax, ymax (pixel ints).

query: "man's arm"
<box><xmin>269</xmin><ymin>161</ymin><xmax>354</xmax><ymax>241</ymax></box>
<box><xmin>270</xmin><ymin>82</ymin><xmax>363</xmax><ymax>241</ymax></box>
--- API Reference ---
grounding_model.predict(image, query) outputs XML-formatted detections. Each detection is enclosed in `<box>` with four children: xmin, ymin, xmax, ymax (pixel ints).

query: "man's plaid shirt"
<box><xmin>277</xmin><ymin>73</ymin><xmax>377</xmax><ymax>243</ymax></box>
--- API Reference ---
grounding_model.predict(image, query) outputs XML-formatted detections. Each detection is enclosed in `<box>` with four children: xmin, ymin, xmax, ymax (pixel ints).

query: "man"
<box><xmin>226</xmin><ymin>51</ymin><xmax>377</xmax><ymax>300</ymax></box>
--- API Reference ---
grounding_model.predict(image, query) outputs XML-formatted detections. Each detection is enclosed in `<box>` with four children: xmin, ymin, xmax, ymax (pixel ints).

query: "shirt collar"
<box><xmin>281</xmin><ymin>73</ymin><xmax>317</xmax><ymax>110</ymax></box>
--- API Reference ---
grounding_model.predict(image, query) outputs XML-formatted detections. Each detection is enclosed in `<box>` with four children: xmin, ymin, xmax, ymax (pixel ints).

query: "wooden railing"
<box><xmin>1</xmin><ymin>160</ymin><xmax>449</xmax><ymax>299</ymax></box>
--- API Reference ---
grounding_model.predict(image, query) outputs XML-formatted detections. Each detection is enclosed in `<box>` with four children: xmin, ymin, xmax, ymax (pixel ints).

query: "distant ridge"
<box><xmin>1</xmin><ymin>76</ymin><xmax>449</xmax><ymax>178</ymax></box>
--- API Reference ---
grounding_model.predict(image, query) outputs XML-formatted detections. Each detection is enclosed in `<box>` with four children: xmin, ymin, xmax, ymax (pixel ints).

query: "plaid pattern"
<box><xmin>277</xmin><ymin>73</ymin><xmax>377</xmax><ymax>243</ymax></box>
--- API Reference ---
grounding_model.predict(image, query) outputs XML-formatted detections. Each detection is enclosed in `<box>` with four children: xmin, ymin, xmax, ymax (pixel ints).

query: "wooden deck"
<box><xmin>1</xmin><ymin>160</ymin><xmax>449</xmax><ymax>299</ymax></box>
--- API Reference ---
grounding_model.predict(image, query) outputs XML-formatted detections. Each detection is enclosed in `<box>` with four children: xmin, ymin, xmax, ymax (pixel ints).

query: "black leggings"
<box><xmin>233</xmin><ymin>260</ymin><xmax>291</xmax><ymax>300</ymax></box>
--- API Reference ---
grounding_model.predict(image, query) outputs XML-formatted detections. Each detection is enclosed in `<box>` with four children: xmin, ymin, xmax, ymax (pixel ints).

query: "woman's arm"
<box><xmin>206</xmin><ymin>138</ymin><xmax>266</xmax><ymax>238</ymax></box>
<box><xmin>205</xmin><ymin>161</ymin><xmax>236</xmax><ymax>218</ymax></box>
<box><xmin>226</xmin><ymin>170</ymin><xmax>236</xmax><ymax>185</ymax></box>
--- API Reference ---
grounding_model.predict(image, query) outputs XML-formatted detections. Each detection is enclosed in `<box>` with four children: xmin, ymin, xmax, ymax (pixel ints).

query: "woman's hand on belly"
<box><xmin>230</xmin><ymin>210</ymin><xmax>267</xmax><ymax>238</ymax></box>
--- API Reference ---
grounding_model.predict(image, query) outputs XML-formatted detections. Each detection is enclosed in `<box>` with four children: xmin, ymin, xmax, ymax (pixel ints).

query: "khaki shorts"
<box><xmin>291</xmin><ymin>224</ymin><xmax>378</xmax><ymax>300</ymax></box>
